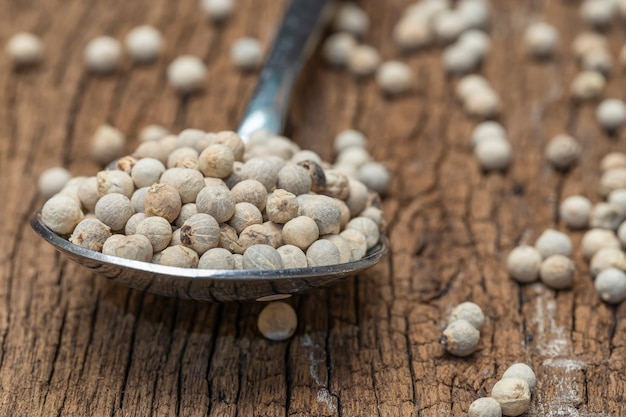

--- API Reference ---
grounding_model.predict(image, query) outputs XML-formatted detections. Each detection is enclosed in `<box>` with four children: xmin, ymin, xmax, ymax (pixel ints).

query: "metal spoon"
<box><xmin>31</xmin><ymin>0</ymin><xmax>389</xmax><ymax>302</ymax></box>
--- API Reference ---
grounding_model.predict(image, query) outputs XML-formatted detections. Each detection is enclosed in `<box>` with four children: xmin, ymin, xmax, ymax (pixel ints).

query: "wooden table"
<box><xmin>1</xmin><ymin>0</ymin><xmax>625</xmax><ymax>415</ymax></box>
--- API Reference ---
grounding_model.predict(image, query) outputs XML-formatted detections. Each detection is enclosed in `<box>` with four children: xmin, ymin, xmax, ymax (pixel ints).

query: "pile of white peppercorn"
<box><xmin>507</xmin><ymin>229</ymin><xmax>575</xmax><ymax>290</ymax></box>
<box><xmin>441</xmin><ymin>301</ymin><xmax>484</xmax><ymax>357</ymax></box>
<box><xmin>39</xmin><ymin>126</ymin><xmax>389</xmax><ymax>271</ymax></box>
<box><xmin>468</xmin><ymin>363</ymin><xmax>536</xmax><ymax>417</ymax></box>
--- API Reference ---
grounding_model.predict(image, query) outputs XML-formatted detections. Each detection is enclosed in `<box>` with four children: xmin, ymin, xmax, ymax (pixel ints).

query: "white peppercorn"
<box><xmin>84</xmin><ymin>36</ymin><xmax>121</xmax><ymax>74</ymax></box>
<box><xmin>94</xmin><ymin>193</ymin><xmax>134</xmax><ymax>232</ymax></box>
<box><xmin>173</xmin><ymin>203</ymin><xmax>198</xmax><ymax>229</ymax></box>
<box><xmin>596</xmin><ymin>98</ymin><xmax>626</xmax><ymax>131</ymax></box>
<box><xmin>211</xmin><ymin>131</ymin><xmax>245</xmax><ymax>162</ymax></box>
<box><xmin>297</xmin><ymin>160</ymin><xmax>327</xmax><ymax>193</ymax></box>
<box><xmin>490</xmin><ymin>378</ymin><xmax>531</xmax><ymax>417</ymax></box>
<box><xmin>594</xmin><ymin>267</ymin><xmax>626</xmax><ymax>304</ymax></box>
<box><xmin>392</xmin><ymin>15</ymin><xmax>433</xmax><ymax>51</ymax></box>
<box><xmin>239</xmin><ymin>157</ymin><xmax>280</xmax><ymax>191</ymax></box>
<box><xmin>69</xmin><ymin>218</ymin><xmax>111</xmax><ymax>251</ymax></box>
<box><xmin>198</xmin><ymin>247</ymin><xmax>235</xmax><ymax>269</ymax></box>
<box><xmin>340</xmin><ymin>229</ymin><xmax>368</xmax><ymax>260</ymax></box>
<box><xmin>175</xmin><ymin>128</ymin><xmax>204</xmax><ymax>149</ymax></box>
<box><xmin>277</xmin><ymin>245</ymin><xmax>308</xmax><ymax>269</ymax></box>
<box><xmin>601</xmin><ymin>152</ymin><xmax>626</xmax><ymax>171</ymax></box>
<box><xmin>262</xmin><ymin>221</ymin><xmax>283</xmax><ymax>248</ymax></box>
<box><xmin>139</xmin><ymin>124</ymin><xmax>169</xmax><ymax>142</ymax></box>
<box><xmin>570</xmin><ymin>71</ymin><xmax>605</xmax><ymax>101</ymax></box>
<box><xmin>159</xmin><ymin>245</ymin><xmax>199</xmax><ymax>268</ymax></box>
<box><xmin>276</xmin><ymin>164</ymin><xmax>312</xmax><ymax>196</ymax></box>
<box><xmin>502</xmin><ymin>363</ymin><xmax>536</xmax><ymax>391</ymax></box>
<box><xmin>464</xmin><ymin>88</ymin><xmax>502</xmax><ymax>118</ymax></box>
<box><xmin>96</xmin><ymin>170</ymin><xmax>134</xmax><ymax>199</ymax></box>
<box><xmin>124</xmin><ymin>212</ymin><xmax>146</xmax><ymax>235</ymax></box>
<box><xmin>581</xmin><ymin>48</ymin><xmax>612</xmax><ymax>75</ymax></box>
<box><xmin>458</xmin><ymin>29</ymin><xmax>490</xmax><ymax>60</ymax></box>
<box><xmin>166</xmin><ymin>147</ymin><xmax>198</xmax><ymax>169</ymax></box>
<box><xmin>235</xmin><ymin>224</ymin><xmax>274</xmax><ymax>252</ymax></box>
<box><xmin>524</xmin><ymin>22</ymin><xmax>559</xmax><ymax>58</ymax></box>
<box><xmin>167</xmin><ymin>55</ymin><xmax>207</xmax><ymax>94</ymax></box>
<box><xmin>130</xmin><ymin>158</ymin><xmax>165</xmax><ymax>189</ymax></box>
<box><xmin>474</xmin><ymin>137</ymin><xmax>512</xmax><ymax>171</ymax></box>
<box><xmin>507</xmin><ymin>245</ymin><xmax>542</xmax><ymax>283</ymax></box>
<box><xmin>323</xmin><ymin>32</ymin><xmax>357</xmax><ymax>66</ymax></box>
<box><xmin>143</xmin><ymin>183</ymin><xmax>182</xmax><ymax>223</ymax></box>
<box><xmin>6</xmin><ymin>32</ymin><xmax>43</xmax><ymax>67</ymax></box>
<box><xmin>169</xmin><ymin>228</ymin><xmax>181</xmax><ymax>246</ymax></box>
<box><xmin>130</xmin><ymin>187</ymin><xmax>149</xmax><ymax>213</ymax></box>
<box><xmin>91</xmin><ymin>124</ymin><xmax>125</xmax><ymax>165</ymax></box>
<box><xmin>357</xmin><ymin>162</ymin><xmax>391</xmax><ymax>195</ymax></box>
<box><xmin>290</xmin><ymin>150</ymin><xmax>322</xmax><ymax>166</ymax></box>
<box><xmin>572</xmin><ymin>32</ymin><xmax>607</xmax><ymax>58</ymax></box>
<box><xmin>243</xmin><ymin>244</ymin><xmax>282</xmax><ymax>270</ymax></box>
<box><xmin>346</xmin><ymin>44</ymin><xmax>380</xmax><ymax>76</ymax></box>
<box><xmin>468</xmin><ymin>397</ymin><xmax>502</xmax><ymax>417</ymax></box>
<box><xmin>590</xmin><ymin>247</ymin><xmax>626</xmax><ymax>276</ymax></box>
<box><xmin>335</xmin><ymin>198</ymin><xmax>351</xmax><ymax>229</ymax></box>
<box><xmin>470</xmin><ymin>121</ymin><xmax>506</xmax><ymax>148</ymax></box>
<box><xmin>433</xmin><ymin>10</ymin><xmax>467</xmax><ymax>43</ymax></box>
<box><xmin>230</xmin><ymin>37</ymin><xmax>262</xmax><ymax>70</ymax></box>
<box><xmin>559</xmin><ymin>195</ymin><xmax>592</xmax><ymax>229</ymax></box>
<box><xmin>535</xmin><ymin>229</ymin><xmax>572</xmax><ymax>258</ymax></box>
<box><xmin>323</xmin><ymin>234</ymin><xmax>352</xmax><ymax>263</ymax></box>
<box><xmin>133</xmin><ymin>141</ymin><xmax>168</xmax><ymax>165</ymax></box>
<box><xmin>134</xmin><ymin>216</ymin><xmax>172</xmax><ymax>252</ymax></box>
<box><xmin>264</xmin><ymin>137</ymin><xmax>299</xmax><ymax>160</ymax></box>
<box><xmin>333</xmin><ymin>2</ymin><xmax>369</xmax><ymax>37</ymax></box>
<box><xmin>449</xmin><ymin>302</ymin><xmax>485</xmax><ymax>330</ymax></box>
<box><xmin>346</xmin><ymin>216</ymin><xmax>380</xmax><ymax>249</ymax></box>
<box><xmin>457</xmin><ymin>0</ymin><xmax>489</xmax><ymax>29</ymax></box>
<box><xmin>231</xmin><ymin>179</ymin><xmax>267</xmax><ymax>211</ymax></box>
<box><xmin>306</xmin><ymin>239</ymin><xmax>341</xmax><ymax>267</ymax></box>
<box><xmin>75</xmin><ymin>176</ymin><xmax>98</xmax><ymax>213</ymax></box>
<box><xmin>159</xmin><ymin>167</ymin><xmax>204</xmax><ymax>204</ymax></box>
<box><xmin>540</xmin><ymin>254</ymin><xmax>575</xmax><ymax>289</ymax></box>
<box><xmin>376</xmin><ymin>61</ymin><xmax>413</xmax><ymax>95</ymax></box>
<box><xmin>600</xmin><ymin>168</ymin><xmax>626</xmax><ymax>197</ymax></box>
<box><xmin>344</xmin><ymin>179</ymin><xmax>368</xmax><ymax>216</ymax></box>
<box><xmin>297</xmin><ymin>194</ymin><xmax>342</xmax><ymax>235</ymax></box>
<box><xmin>196</xmin><ymin>185</ymin><xmax>236</xmax><ymax>223</ymax></box>
<box><xmin>200</xmin><ymin>0</ymin><xmax>234</xmax><ymax>21</ymax></box>
<box><xmin>102</xmin><ymin>234</ymin><xmax>153</xmax><ymax>262</ymax></box>
<box><xmin>124</xmin><ymin>25</ymin><xmax>163</xmax><ymax>63</ymax></box>
<box><xmin>590</xmin><ymin>202</ymin><xmax>625</xmax><ymax>230</ymax></box>
<box><xmin>180</xmin><ymin>213</ymin><xmax>220</xmax><ymax>255</ymax></box>
<box><xmin>581</xmin><ymin>0</ymin><xmax>615</xmax><ymax>28</ymax></box>
<box><xmin>38</xmin><ymin>167</ymin><xmax>71</xmax><ymax>198</ymax></box>
<box><xmin>227</xmin><ymin>202</ymin><xmax>263</xmax><ymax>234</ymax></box>
<box><xmin>197</xmin><ymin>144</ymin><xmax>234</xmax><ymax>178</ymax></box>
<box><xmin>545</xmin><ymin>134</ymin><xmax>581</xmax><ymax>170</ymax></box>
<box><xmin>456</xmin><ymin>73</ymin><xmax>488</xmax><ymax>99</ymax></box>
<box><xmin>442</xmin><ymin>44</ymin><xmax>480</xmax><ymax>75</ymax></box>
<box><xmin>204</xmin><ymin>177</ymin><xmax>227</xmax><ymax>188</ymax></box>
<box><xmin>334</xmin><ymin>129</ymin><xmax>367</xmax><ymax>154</ymax></box>
<box><xmin>322</xmin><ymin>169</ymin><xmax>350</xmax><ymax>199</ymax></box>
<box><xmin>282</xmin><ymin>216</ymin><xmax>319</xmax><ymax>250</ymax></box>
<box><xmin>582</xmin><ymin>228</ymin><xmax>621</xmax><ymax>259</ymax></box>
<box><xmin>257</xmin><ymin>301</ymin><xmax>297</xmax><ymax>341</ymax></box>
<box><xmin>265</xmin><ymin>189</ymin><xmax>298</xmax><ymax>224</ymax></box>
<box><xmin>441</xmin><ymin>319</ymin><xmax>480</xmax><ymax>357</ymax></box>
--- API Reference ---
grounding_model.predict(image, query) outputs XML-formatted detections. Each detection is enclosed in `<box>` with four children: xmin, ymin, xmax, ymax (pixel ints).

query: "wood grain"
<box><xmin>1</xmin><ymin>0</ymin><xmax>625</xmax><ymax>415</ymax></box>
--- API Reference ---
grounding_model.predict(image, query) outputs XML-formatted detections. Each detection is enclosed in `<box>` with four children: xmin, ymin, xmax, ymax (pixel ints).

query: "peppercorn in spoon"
<box><xmin>31</xmin><ymin>0</ymin><xmax>388</xmax><ymax>302</ymax></box>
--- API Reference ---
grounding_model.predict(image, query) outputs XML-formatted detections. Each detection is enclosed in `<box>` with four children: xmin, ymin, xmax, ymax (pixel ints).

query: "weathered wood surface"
<box><xmin>1</xmin><ymin>0</ymin><xmax>625</xmax><ymax>415</ymax></box>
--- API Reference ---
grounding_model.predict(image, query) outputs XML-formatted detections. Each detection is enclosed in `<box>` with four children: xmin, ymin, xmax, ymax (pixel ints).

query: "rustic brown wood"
<box><xmin>1</xmin><ymin>0</ymin><xmax>625</xmax><ymax>415</ymax></box>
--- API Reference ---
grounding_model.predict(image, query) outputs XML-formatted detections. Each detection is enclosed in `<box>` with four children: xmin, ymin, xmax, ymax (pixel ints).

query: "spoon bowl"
<box><xmin>32</xmin><ymin>212</ymin><xmax>388</xmax><ymax>301</ymax></box>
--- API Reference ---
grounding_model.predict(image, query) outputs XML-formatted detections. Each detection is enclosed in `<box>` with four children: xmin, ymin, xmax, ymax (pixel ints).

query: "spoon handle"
<box><xmin>237</xmin><ymin>0</ymin><xmax>332</xmax><ymax>142</ymax></box>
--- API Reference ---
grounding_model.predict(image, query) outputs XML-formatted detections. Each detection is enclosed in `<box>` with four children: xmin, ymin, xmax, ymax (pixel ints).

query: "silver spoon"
<box><xmin>31</xmin><ymin>0</ymin><xmax>389</xmax><ymax>302</ymax></box>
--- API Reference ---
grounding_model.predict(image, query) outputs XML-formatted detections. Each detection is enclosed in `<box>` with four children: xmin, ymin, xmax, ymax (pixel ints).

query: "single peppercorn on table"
<box><xmin>2</xmin><ymin>0</ymin><xmax>626</xmax><ymax>415</ymax></box>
